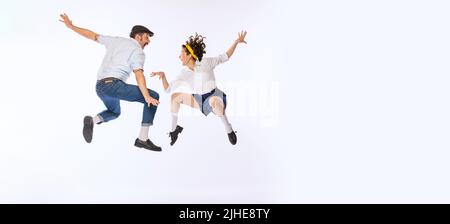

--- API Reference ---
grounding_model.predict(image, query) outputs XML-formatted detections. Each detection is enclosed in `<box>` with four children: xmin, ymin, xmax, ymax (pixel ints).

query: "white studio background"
<box><xmin>0</xmin><ymin>0</ymin><xmax>449</xmax><ymax>203</ymax></box>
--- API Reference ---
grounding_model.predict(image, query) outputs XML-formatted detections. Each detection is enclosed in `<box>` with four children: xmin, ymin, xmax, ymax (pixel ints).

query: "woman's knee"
<box><xmin>171</xmin><ymin>93</ymin><xmax>179</xmax><ymax>101</ymax></box>
<box><xmin>212</xmin><ymin>106</ymin><xmax>224</xmax><ymax>116</ymax></box>
<box><xmin>209</xmin><ymin>96</ymin><xmax>224</xmax><ymax>108</ymax></box>
<box><xmin>209</xmin><ymin>97</ymin><xmax>224</xmax><ymax>115</ymax></box>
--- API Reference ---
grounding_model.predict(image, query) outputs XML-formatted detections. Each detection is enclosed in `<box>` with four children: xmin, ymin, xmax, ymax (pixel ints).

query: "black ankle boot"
<box><xmin>169</xmin><ymin>125</ymin><xmax>184</xmax><ymax>146</ymax></box>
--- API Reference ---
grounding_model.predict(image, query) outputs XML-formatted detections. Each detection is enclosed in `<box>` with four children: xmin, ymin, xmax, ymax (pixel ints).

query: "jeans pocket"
<box><xmin>96</xmin><ymin>82</ymin><xmax>106</xmax><ymax>95</ymax></box>
<box><xmin>97</xmin><ymin>80</ymin><xmax>117</xmax><ymax>93</ymax></box>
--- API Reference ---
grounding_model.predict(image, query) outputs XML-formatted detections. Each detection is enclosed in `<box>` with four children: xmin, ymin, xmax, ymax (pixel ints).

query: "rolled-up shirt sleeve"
<box><xmin>130</xmin><ymin>50</ymin><xmax>145</xmax><ymax>71</ymax></box>
<box><xmin>204</xmin><ymin>53</ymin><xmax>229</xmax><ymax>70</ymax></box>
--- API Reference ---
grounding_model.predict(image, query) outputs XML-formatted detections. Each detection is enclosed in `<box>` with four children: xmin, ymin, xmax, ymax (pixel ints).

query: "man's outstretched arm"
<box><xmin>59</xmin><ymin>13</ymin><xmax>99</xmax><ymax>41</ymax></box>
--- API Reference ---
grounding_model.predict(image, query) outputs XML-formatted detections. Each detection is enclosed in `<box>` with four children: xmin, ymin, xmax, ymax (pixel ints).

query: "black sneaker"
<box><xmin>134</xmin><ymin>138</ymin><xmax>162</xmax><ymax>151</ymax></box>
<box><xmin>169</xmin><ymin>125</ymin><xmax>183</xmax><ymax>146</ymax></box>
<box><xmin>83</xmin><ymin>116</ymin><xmax>94</xmax><ymax>143</ymax></box>
<box><xmin>228</xmin><ymin>130</ymin><xmax>237</xmax><ymax>145</ymax></box>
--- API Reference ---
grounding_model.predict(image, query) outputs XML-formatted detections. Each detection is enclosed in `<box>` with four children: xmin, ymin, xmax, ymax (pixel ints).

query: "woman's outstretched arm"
<box><xmin>151</xmin><ymin>72</ymin><xmax>170</xmax><ymax>91</ymax></box>
<box><xmin>226</xmin><ymin>31</ymin><xmax>247</xmax><ymax>59</ymax></box>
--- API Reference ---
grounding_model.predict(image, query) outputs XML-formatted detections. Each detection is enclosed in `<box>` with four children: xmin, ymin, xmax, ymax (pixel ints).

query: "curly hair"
<box><xmin>182</xmin><ymin>33</ymin><xmax>206</xmax><ymax>62</ymax></box>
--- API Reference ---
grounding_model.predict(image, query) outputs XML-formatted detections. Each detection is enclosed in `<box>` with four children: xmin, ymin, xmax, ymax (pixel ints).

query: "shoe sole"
<box><xmin>83</xmin><ymin>116</ymin><xmax>93</xmax><ymax>143</ymax></box>
<box><xmin>134</xmin><ymin>140</ymin><xmax>162</xmax><ymax>152</ymax></box>
<box><xmin>228</xmin><ymin>132</ymin><xmax>237</xmax><ymax>145</ymax></box>
<box><xmin>134</xmin><ymin>143</ymin><xmax>162</xmax><ymax>152</ymax></box>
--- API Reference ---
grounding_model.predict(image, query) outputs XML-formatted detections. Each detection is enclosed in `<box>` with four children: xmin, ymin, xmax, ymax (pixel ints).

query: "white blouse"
<box><xmin>165</xmin><ymin>53</ymin><xmax>229</xmax><ymax>94</ymax></box>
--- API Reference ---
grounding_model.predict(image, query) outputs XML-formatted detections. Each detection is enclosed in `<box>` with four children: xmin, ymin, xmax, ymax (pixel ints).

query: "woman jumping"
<box><xmin>151</xmin><ymin>31</ymin><xmax>247</xmax><ymax>146</ymax></box>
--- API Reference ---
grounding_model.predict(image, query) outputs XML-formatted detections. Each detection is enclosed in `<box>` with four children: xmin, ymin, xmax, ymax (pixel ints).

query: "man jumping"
<box><xmin>59</xmin><ymin>13</ymin><xmax>162</xmax><ymax>151</ymax></box>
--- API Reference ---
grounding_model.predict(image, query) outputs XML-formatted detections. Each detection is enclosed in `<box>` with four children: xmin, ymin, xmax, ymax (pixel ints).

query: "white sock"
<box><xmin>138</xmin><ymin>125</ymin><xmax>150</xmax><ymax>141</ymax></box>
<box><xmin>171</xmin><ymin>113</ymin><xmax>178</xmax><ymax>132</ymax></box>
<box><xmin>219</xmin><ymin>114</ymin><xmax>233</xmax><ymax>133</ymax></box>
<box><xmin>93</xmin><ymin>115</ymin><xmax>102</xmax><ymax>124</ymax></box>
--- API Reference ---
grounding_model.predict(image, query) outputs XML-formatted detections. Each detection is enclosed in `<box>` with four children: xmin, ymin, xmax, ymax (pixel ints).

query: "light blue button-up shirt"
<box><xmin>96</xmin><ymin>35</ymin><xmax>145</xmax><ymax>82</ymax></box>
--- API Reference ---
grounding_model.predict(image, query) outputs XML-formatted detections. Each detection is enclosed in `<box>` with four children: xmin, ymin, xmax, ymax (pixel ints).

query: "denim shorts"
<box><xmin>192</xmin><ymin>88</ymin><xmax>227</xmax><ymax>116</ymax></box>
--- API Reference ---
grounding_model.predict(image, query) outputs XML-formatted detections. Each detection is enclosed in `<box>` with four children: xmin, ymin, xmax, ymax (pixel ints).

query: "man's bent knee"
<box><xmin>149</xmin><ymin>89</ymin><xmax>160</xmax><ymax>100</ymax></box>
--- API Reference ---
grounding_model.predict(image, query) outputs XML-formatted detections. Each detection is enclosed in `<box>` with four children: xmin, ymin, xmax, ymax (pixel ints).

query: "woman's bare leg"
<box><xmin>168</xmin><ymin>93</ymin><xmax>200</xmax><ymax>145</ymax></box>
<box><xmin>170</xmin><ymin>93</ymin><xmax>199</xmax><ymax>131</ymax></box>
<box><xmin>209</xmin><ymin>96</ymin><xmax>233</xmax><ymax>133</ymax></box>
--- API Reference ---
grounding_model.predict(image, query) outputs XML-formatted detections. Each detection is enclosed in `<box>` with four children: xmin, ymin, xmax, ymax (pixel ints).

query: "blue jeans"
<box><xmin>95</xmin><ymin>78</ymin><xmax>159</xmax><ymax>126</ymax></box>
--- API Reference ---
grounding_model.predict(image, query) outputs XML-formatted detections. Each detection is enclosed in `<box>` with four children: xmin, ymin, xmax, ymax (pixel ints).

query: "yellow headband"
<box><xmin>185</xmin><ymin>44</ymin><xmax>198</xmax><ymax>60</ymax></box>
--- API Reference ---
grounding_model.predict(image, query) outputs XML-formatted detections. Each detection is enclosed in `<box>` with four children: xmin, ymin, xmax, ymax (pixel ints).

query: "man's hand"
<box><xmin>134</xmin><ymin>69</ymin><xmax>160</xmax><ymax>107</ymax></box>
<box><xmin>145</xmin><ymin>96</ymin><xmax>160</xmax><ymax>107</ymax></box>
<box><xmin>59</xmin><ymin>13</ymin><xmax>73</xmax><ymax>29</ymax></box>
<box><xmin>150</xmin><ymin>71</ymin><xmax>166</xmax><ymax>80</ymax></box>
<box><xmin>236</xmin><ymin>31</ymin><xmax>247</xmax><ymax>44</ymax></box>
<box><xmin>59</xmin><ymin>13</ymin><xmax>98</xmax><ymax>41</ymax></box>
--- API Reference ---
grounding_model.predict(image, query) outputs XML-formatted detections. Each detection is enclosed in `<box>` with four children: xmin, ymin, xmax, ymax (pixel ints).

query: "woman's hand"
<box><xmin>150</xmin><ymin>71</ymin><xmax>166</xmax><ymax>80</ymax></box>
<box><xmin>227</xmin><ymin>31</ymin><xmax>247</xmax><ymax>58</ymax></box>
<box><xmin>151</xmin><ymin>71</ymin><xmax>170</xmax><ymax>91</ymax></box>
<box><xmin>236</xmin><ymin>31</ymin><xmax>247</xmax><ymax>44</ymax></box>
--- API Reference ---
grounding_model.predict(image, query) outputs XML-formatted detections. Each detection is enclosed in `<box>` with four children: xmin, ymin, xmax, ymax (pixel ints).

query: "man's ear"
<box><xmin>134</xmin><ymin>34</ymin><xmax>141</xmax><ymax>41</ymax></box>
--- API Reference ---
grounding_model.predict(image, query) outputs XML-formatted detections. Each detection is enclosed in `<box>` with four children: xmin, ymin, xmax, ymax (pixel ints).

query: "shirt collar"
<box><xmin>183</xmin><ymin>65</ymin><xmax>196</xmax><ymax>72</ymax></box>
<box><xmin>131</xmin><ymin>38</ymin><xmax>142</xmax><ymax>48</ymax></box>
